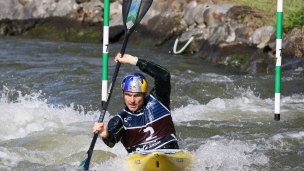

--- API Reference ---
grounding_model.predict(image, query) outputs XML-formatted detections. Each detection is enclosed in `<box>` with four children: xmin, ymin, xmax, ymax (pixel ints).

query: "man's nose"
<box><xmin>130</xmin><ymin>96</ymin><xmax>135</xmax><ymax>102</ymax></box>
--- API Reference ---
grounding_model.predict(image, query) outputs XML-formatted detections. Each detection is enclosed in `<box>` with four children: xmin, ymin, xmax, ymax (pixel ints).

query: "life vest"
<box><xmin>117</xmin><ymin>95</ymin><xmax>177</xmax><ymax>152</ymax></box>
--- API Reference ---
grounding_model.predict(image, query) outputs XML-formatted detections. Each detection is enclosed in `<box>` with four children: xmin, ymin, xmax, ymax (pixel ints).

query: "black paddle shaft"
<box><xmin>82</xmin><ymin>31</ymin><xmax>131</xmax><ymax>171</ymax></box>
<box><xmin>98</xmin><ymin>34</ymin><xmax>129</xmax><ymax>123</ymax></box>
<box><xmin>81</xmin><ymin>0</ymin><xmax>153</xmax><ymax>170</ymax></box>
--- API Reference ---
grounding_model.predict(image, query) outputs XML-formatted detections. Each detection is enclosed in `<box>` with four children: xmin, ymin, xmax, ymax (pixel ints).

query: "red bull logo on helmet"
<box><xmin>128</xmin><ymin>85</ymin><xmax>138</xmax><ymax>91</ymax></box>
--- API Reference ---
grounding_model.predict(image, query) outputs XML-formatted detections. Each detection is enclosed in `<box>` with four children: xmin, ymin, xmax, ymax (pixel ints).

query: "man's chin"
<box><xmin>128</xmin><ymin>106</ymin><xmax>138</xmax><ymax>112</ymax></box>
<box><xmin>130</xmin><ymin>109</ymin><xmax>137</xmax><ymax>112</ymax></box>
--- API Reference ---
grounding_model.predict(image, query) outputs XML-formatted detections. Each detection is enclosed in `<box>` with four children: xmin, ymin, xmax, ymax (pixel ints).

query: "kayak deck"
<box><xmin>127</xmin><ymin>149</ymin><xmax>193</xmax><ymax>171</ymax></box>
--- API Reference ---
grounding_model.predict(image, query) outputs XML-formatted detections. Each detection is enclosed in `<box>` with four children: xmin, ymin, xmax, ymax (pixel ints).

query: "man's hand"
<box><xmin>92</xmin><ymin>122</ymin><xmax>108</xmax><ymax>138</ymax></box>
<box><xmin>114</xmin><ymin>53</ymin><xmax>138</xmax><ymax>65</ymax></box>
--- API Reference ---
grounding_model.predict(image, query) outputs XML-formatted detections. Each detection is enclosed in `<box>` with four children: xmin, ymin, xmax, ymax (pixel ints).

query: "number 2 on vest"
<box><xmin>144</xmin><ymin>127</ymin><xmax>156</xmax><ymax>141</ymax></box>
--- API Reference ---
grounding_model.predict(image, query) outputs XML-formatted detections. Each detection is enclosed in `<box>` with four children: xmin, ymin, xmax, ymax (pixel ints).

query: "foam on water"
<box><xmin>0</xmin><ymin>87</ymin><xmax>116</xmax><ymax>170</ymax></box>
<box><xmin>172</xmin><ymin>87</ymin><xmax>271</xmax><ymax>122</ymax></box>
<box><xmin>190</xmin><ymin>139</ymin><xmax>269</xmax><ymax>171</ymax></box>
<box><xmin>1</xmin><ymin>86</ymin><xmax>304</xmax><ymax>170</ymax></box>
<box><xmin>172</xmin><ymin>86</ymin><xmax>304</xmax><ymax>123</ymax></box>
<box><xmin>0</xmin><ymin>87</ymin><xmax>106</xmax><ymax>142</ymax></box>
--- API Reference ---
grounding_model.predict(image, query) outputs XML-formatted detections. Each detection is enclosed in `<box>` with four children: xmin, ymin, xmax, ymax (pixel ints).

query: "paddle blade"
<box><xmin>122</xmin><ymin>0</ymin><xmax>153</xmax><ymax>34</ymax></box>
<box><xmin>79</xmin><ymin>157</ymin><xmax>87</xmax><ymax>168</ymax></box>
<box><xmin>79</xmin><ymin>151</ymin><xmax>91</xmax><ymax>170</ymax></box>
<box><xmin>79</xmin><ymin>133</ymin><xmax>98</xmax><ymax>170</ymax></box>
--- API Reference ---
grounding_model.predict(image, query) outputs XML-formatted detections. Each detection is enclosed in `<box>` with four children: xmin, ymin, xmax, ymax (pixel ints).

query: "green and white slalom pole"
<box><xmin>102</xmin><ymin>0</ymin><xmax>110</xmax><ymax>107</ymax></box>
<box><xmin>274</xmin><ymin>0</ymin><xmax>283</xmax><ymax>121</ymax></box>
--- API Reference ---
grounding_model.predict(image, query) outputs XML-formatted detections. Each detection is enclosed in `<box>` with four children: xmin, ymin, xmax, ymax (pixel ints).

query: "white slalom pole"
<box><xmin>274</xmin><ymin>0</ymin><xmax>283</xmax><ymax>121</ymax></box>
<box><xmin>102</xmin><ymin>0</ymin><xmax>110</xmax><ymax>106</ymax></box>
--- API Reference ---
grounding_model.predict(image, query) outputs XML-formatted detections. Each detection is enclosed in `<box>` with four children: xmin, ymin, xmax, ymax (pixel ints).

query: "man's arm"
<box><xmin>114</xmin><ymin>53</ymin><xmax>171</xmax><ymax>109</ymax></box>
<box><xmin>102</xmin><ymin>116</ymin><xmax>124</xmax><ymax>148</ymax></box>
<box><xmin>136</xmin><ymin>59</ymin><xmax>171</xmax><ymax>109</ymax></box>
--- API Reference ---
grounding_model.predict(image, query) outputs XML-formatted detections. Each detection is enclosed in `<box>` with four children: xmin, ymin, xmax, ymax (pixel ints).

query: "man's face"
<box><xmin>123</xmin><ymin>92</ymin><xmax>145</xmax><ymax>112</ymax></box>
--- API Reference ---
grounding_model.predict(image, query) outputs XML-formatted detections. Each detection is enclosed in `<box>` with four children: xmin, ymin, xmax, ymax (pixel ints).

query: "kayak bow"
<box><xmin>128</xmin><ymin>149</ymin><xmax>194</xmax><ymax>171</ymax></box>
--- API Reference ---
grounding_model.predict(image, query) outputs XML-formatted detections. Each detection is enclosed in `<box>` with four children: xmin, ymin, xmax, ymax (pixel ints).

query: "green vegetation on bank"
<box><xmin>23</xmin><ymin>23</ymin><xmax>101</xmax><ymax>43</ymax></box>
<box><xmin>220</xmin><ymin>0</ymin><xmax>304</xmax><ymax>29</ymax></box>
<box><xmin>285</xmin><ymin>6</ymin><xmax>304</xmax><ymax>29</ymax></box>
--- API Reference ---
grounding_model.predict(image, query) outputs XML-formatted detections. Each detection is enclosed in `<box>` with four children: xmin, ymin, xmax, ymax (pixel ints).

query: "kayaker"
<box><xmin>92</xmin><ymin>53</ymin><xmax>179</xmax><ymax>153</ymax></box>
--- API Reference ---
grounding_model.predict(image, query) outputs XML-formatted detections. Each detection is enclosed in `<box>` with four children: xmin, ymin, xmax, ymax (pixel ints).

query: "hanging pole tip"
<box><xmin>274</xmin><ymin>114</ymin><xmax>280</xmax><ymax>121</ymax></box>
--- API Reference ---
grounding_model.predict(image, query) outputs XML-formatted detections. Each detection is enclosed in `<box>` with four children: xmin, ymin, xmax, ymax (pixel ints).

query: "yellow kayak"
<box><xmin>127</xmin><ymin>149</ymin><xmax>194</xmax><ymax>171</ymax></box>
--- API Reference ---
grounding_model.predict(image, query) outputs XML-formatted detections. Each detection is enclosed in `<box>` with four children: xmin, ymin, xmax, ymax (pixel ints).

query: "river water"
<box><xmin>0</xmin><ymin>36</ymin><xmax>304</xmax><ymax>171</ymax></box>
